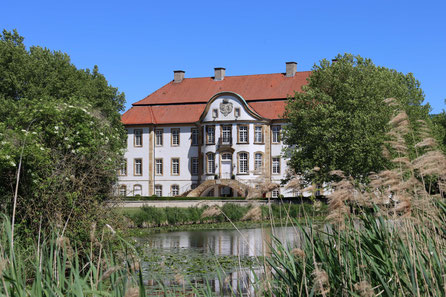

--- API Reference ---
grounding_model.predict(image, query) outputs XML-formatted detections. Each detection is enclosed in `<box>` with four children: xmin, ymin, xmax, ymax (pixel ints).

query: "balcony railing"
<box><xmin>217</xmin><ymin>137</ymin><xmax>232</xmax><ymax>148</ymax></box>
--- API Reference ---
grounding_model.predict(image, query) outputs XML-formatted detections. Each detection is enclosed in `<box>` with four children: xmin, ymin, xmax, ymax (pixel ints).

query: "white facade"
<box><xmin>118</xmin><ymin>92</ymin><xmax>294</xmax><ymax>198</ymax></box>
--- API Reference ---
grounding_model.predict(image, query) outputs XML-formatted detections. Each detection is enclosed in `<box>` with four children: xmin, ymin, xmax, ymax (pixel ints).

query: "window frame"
<box><xmin>119</xmin><ymin>185</ymin><xmax>127</xmax><ymax>197</ymax></box>
<box><xmin>271</xmin><ymin>188</ymin><xmax>280</xmax><ymax>198</ymax></box>
<box><xmin>191</xmin><ymin>157</ymin><xmax>199</xmax><ymax>176</ymax></box>
<box><xmin>171</xmin><ymin>128</ymin><xmax>180</xmax><ymax>147</ymax></box>
<box><xmin>254</xmin><ymin>152</ymin><xmax>263</xmax><ymax>174</ymax></box>
<box><xmin>254</xmin><ymin>125</ymin><xmax>264</xmax><ymax>144</ymax></box>
<box><xmin>171</xmin><ymin>184</ymin><xmax>179</xmax><ymax>196</ymax></box>
<box><xmin>154</xmin><ymin>184</ymin><xmax>162</xmax><ymax>197</ymax></box>
<box><xmin>119</xmin><ymin>159</ymin><xmax>127</xmax><ymax>176</ymax></box>
<box><xmin>191</xmin><ymin>128</ymin><xmax>199</xmax><ymax>146</ymax></box>
<box><xmin>171</xmin><ymin>158</ymin><xmax>180</xmax><ymax>176</ymax></box>
<box><xmin>212</xmin><ymin>109</ymin><xmax>218</xmax><ymax>118</ymax></box>
<box><xmin>272</xmin><ymin>157</ymin><xmax>281</xmax><ymax>174</ymax></box>
<box><xmin>155</xmin><ymin>158</ymin><xmax>163</xmax><ymax>176</ymax></box>
<box><xmin>206</xmin><ymin>125</ymin><xmax>215</xmax><ymax>145</ymax></box>
<box><xmin>133</xmin><ymin>184</ymin><xmax>142</xmax><ymax>196</ymax></box>
<box><xmin>237</xmin><ymin>124</ymin><xmax>249</xmax><ymax>144</ymax></box>
<box><xmin>237</xmin><ymin>152</ymin><xmax>249</xmax><ymax>174</ymax></box>
<box><xmin>134</xmin><ymin>158</ymin><xmax>142</xmax><ymax>176</ymax></box>
<box><xmin>155</xmin><ymin>129</ymin><xmax>163</xmax><ymax>146</ymax></box>
<box><xmin>221</xmin><ymin>124</ymin><xmax>232</xmax><ymax>144</ymax></box>
<box><xmin>134</xmin><ymin>129</ymin><xmax>143</xmax><ymax>147</ymax></box>
<box><xmin>206</xmin><ymin>152</ymin><xmax>215</xmax><ymax>174</ymax></box>
<box><xmin>272</xmin><ymin>125</ymin><xmax>281</xmax><ymax>144</ymax></box>
<box><xmin>234</xmin><ymin>108</ymin><xmax>240</xmax><ymax>118</ymax></box>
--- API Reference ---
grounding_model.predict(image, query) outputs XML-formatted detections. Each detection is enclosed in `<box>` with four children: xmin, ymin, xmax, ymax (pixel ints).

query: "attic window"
<box><xmin>212</xmin><ymin>109</ymin><xmax>218</xmax><ymax>118</ymax></box>
<box><xmin>223</xmin><ymin>99</ymin><xmax>228</xmax><ymax>103</ymax></box>
<box><xmin>234</xmin><ymin>108</ymin><xmax>240</xmax><ymax>118</ymax></box>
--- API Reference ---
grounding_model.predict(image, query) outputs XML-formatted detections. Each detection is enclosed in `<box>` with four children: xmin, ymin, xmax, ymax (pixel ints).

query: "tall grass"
<box><xmin>0</xmin><ymin>215</ymin><xmax>145</xmax><ymax>297</ymax></box>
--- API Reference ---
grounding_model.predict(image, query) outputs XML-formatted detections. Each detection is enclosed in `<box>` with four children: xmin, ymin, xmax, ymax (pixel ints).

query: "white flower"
<box><xmin>9</xmin><ymin>161</ymin><xmax>16</xmax><ymax>167</ymax></box>
<box><xmin>40</xmin><ymin>147</ymin><xmax>45</xmax><ymax>151</ymax></box>
<box><xmin>32</xmin><ymin>132</ymin><xmax>37</xmax><ymax>135</ymax></box>
<box><xmin>71</xmin><ymin>150</ymin><xmax>76</xmax><ymax>154</ymax></box>
<box><xmin>55</xmin><ymin>126</ymin><xmax>59</xmax><ymax>130</ymax></box>
<box><xmin>64</xmin><ymin>137</ymin><xmax>69</xmax><ymax>141</ymax></box>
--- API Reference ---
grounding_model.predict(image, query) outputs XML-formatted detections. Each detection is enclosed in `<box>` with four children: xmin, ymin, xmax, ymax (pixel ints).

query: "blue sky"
<box><xmin>1</xmin><ymin>0</ymin><xmax>445</xmax><ymax>113</ymax></box>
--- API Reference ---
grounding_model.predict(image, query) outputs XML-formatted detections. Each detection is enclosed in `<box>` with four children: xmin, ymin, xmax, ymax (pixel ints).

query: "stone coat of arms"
<box><xmin>219</xmin><ymin>100</ymin><xmax>233</xmax><ymax>117</ymax></box>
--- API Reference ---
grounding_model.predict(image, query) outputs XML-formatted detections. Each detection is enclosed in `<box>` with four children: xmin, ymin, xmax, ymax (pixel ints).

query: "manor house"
<box><xmin>118</xmin><ymin>62</ymin><xmax>310</xmax><ymax>198</ymax></box>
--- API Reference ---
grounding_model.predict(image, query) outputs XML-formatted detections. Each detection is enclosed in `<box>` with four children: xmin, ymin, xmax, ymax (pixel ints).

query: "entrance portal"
<box><xmin>221</xmin><ymin>153</ymin><xmax>232</xmax><ymax>179</ymax></box>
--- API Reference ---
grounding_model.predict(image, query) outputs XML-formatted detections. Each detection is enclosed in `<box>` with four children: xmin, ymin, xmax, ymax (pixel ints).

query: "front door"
<box><xmin>221</xmin><ymin>153</ymin><xmax>232</xmax><ymax>179</ymax></box>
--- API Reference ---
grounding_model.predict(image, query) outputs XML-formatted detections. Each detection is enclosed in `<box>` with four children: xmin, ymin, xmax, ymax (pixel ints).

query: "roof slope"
<box><xmin>133</xmin><ymin>71</ymin><xmax>311</xmax><ymax>105</ymax></box>
<box><xmin>122</xmin><ymin>71</ymin><xmax>310</xmax><ymax>125</ymax></box>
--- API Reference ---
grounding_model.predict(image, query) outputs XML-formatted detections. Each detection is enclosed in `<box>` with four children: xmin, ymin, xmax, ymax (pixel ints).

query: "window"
<box><xmin>272</xmin><ymin>125</ymin><xmax>281</xmax><ymax>143</ymax></box>
<box><xmin>272</xmin><ymin>157</ymin><xmax>281</xmax><ymax>174</ymax></box>
<box><xmin>155</xmin><ymin>129</ymin><xmax>163</xmax><ymax>146</ymax></box>
<box><xmin>171</xmin><ymin>185</ymin><xmax>179</xmax><ymax>196</ymax></box>
<box><xmin>171</xmin><ymin>158</ymin><xmax>180</xmax><ymax>175</ymax></box>
<box><xmin>134</xmin><ymin>129</ymin><xmax>143</xmax><ymax>147</ymax></box>
<box><xmin>191</xmin><ymin>157</ymin><xmax>199</xmax><ymax>175</ymax></box>
<box><xmin>207</xmin><ymin>153</ymin><xmax>215</xmax><ymax>174</ymax></box>
<box><xmin>119</xmin><ymin>159</ymin><xmax>127</xmax><ymax>176</ymax></box>
<box><xmin>238</xmin><ymin>125</ymin><xmax>248</xmax><ymax>143</ymax></box>
<box><xmin>191</xmin><ymin>128</ymin><xmax>199</xmax><ymax>146</ymax></box>
<box><xmin>212</xmin><ymin>109</ymin><xmax>218</xmax><ymax>118</ymax></box>
<box><xmin>221</xmin><ymin>125</ymin><xmax>232</xmax><ymax>144</ymax></box>
<box><xmin>272</xmin><ymin>188</ymin><xmax>280</xmax><ymax>198</ymax></box>
<box><xmin>133</xmin><ymin>184</ymin><xmax>142</xmax><ymax>196</ymax></box>
<box><xmin>222</xmin><ymin>153</ymin><xmax>232</xmax><ymax>160</ymax></box>
<box><xmin>206</xmin><ymin>126</ymin><xmax>215</xmax><ymax>144</ymax></box>
<box><xmin>134</xmin><ymin>159</ymin><xmax>142</xmax><ymax>176</ymax></box>
<box><xmin>254</xmin><ymin>126</ymin><xmax>263</xmax><ymax>143</ymax></box>
<box><xmin>119</xmin><ymin>185</ymin><xmax>126</xmax><ymax>196</ymax></box>
<box><xmin>254</xmin><ymin>153</ymin><xmax>263</xmax><ymax>173</ymax></box>
<box><xmin>238</xmin><ymin>152</ymin><xmax>248</xmax><ymax>174</ymax></box>
<box><xmin>155</xmin><ymin>159</ymin><xmax>163</xmax><ymax>175</ymax></box>
<box><xmin>234</xmin><ymin>108</ymin><xmax>240</xmax><ymax>118</ymax></box>
<box><xmin>171</xmin><ymin>129</ymin><xmax>180</xmax><ymax>146</ymax></box>
<box><xmin>155</xmin><ymin>185</ymin><xmax>162</xmax><ymax>197</ymax></box>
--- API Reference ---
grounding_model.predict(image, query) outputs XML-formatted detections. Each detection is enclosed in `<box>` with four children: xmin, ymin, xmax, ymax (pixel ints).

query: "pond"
<box><xmin>137</xmin><ymin>224</ymin><xmax>305</xmax><ymax>296</ymax></box>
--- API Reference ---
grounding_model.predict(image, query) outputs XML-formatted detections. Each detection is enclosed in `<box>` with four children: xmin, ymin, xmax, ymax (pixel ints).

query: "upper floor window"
<box><xmin>171</xmin><ymin>129</ymin><xmax>180</xmax><ymax>146</ymax></box>
<box><xmin>134</xmin><ymin>129</ymin><xmax>143</xmax><ymax>147</ymax></box>
<box><xmin>254</xmin><ymin>153</ymin><xmax>263</xmax><ymax>173</ymax></box>
<box><xmin>206</xmin><ymin>152</ymin><xmax>215</xmax><ymax>174</ymax></box>
<box><xmin>171</xmin><ymin>158</ymin><xmax>180</xmax><ymax>175</ymax></box>
<box><xmin>238</xmin><ymin>125</ymin><xmax>248</xmax><ymax>143</ymax></box>
<box><xmin>254</xmin><ymin>126</ymin><xmax>263</xmax><ymax>143</ymax></box>
<box><xmin>272</xmin><ymin>125</ymin><xmax>281</xmax><ymax>143</ymax></box>
<box><xmin>272</xmin><ymin>157</ymin><xmax>281</xmax><ymax>174</ymax></box>
<box><xmin>134</xmin><ymin>159</ymin><xmax>142</xmax><ymax>176</ymax></box>
<box><xmin>191</xmin><ymin>128</ymin><xmax>199</xmax><ymax>146</ymax></box>
<box><xmin>155</xmin><ymin>129</ymin><xmax>163</xmax><ymax>146</ymax></box>
<box><xmin>119</xmin><ymin>159</ymin><xmax>127</xmax><ymax>176</ymax></box>
<box><xmin>155</xmin><ymin>184</ymin><xmax>162</xmax><ymax>197</ymax></box>
<box><xmin>221</xmin><ymin>125</ymin><xmax>232</xmax><ymax>144</ymax></box>
<box><xmin>238</xmin><ymin>152</ymin><xmax>248</xmax><ymax>174</ymax></box>
<box><xmin>206</xmin><ymin>126</ymin><xmax>215</xmax><ymax>144</ymax></box>
<box><xmin>171</xmin><ymin>185</ymin><xmax>179</xmax><ymax>196</ymax></box>
<box><xmin>191</xmin><ymin>157</ymin><xmax>199</xmax><ymax>175</ymax></box>
<box><xmin>155</xmin><ymin>158</ymin><xmax>163</xmax><ymax>175</ymax></box>
<box><xmin>133</xmin><ymin>184</ymin><xmax>142</xmax><ymax>196</ymax></box>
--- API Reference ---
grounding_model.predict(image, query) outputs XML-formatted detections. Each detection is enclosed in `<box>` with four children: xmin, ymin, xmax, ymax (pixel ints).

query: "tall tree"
<box><xmin>284</xmin><ymin>54</ymin><xmax>430</xmax><ymax>184</ymax></box>
<box><xmin>0</xmin><ymin>29</ymin><xmax>126</xmax><ymax>242</ymax></box>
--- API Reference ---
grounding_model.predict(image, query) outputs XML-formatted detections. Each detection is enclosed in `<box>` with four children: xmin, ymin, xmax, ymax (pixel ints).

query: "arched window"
<box><xmin>254</xmin><ymin>152</ymin><xmax>263</xmax><ymax>173</ymax></box>
<box><xmin>119</xmin><ymin>185</ymin><xmax>127</xmax><ymax>197</ymax></box>
<box><xmin>206</xmin><ymin>152</ymin><xmax>215</xmax><ymax>174</ymax></box>
<box><xmin>238</xmin><ymin>152</ymin><xmax>249</xmax><ymax>174</ymax></box>
<box><xmin>155</xmin><ymin>185</ymin><xmax>162</xmax><ymax>197</ymax></box>
<box><xmin>171</xmin><ymin>184</ymin><xmax>179</xmax><ymax>196</ymax></box>
<box><xmin>133</xmin><ymin>184</ymin><xmax>142</xmax><ymax>196</ymax></box>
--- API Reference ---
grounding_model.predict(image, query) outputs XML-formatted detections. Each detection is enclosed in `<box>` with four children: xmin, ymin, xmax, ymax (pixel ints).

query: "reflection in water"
<box><xmin>138</xmin><ymin>226</ymin><xmax>305</xmax><ymax>296</ymax></box>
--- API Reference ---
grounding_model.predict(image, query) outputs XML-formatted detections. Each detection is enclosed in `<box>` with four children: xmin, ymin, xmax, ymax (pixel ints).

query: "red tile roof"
<box><xmin>122</xmin><ymin>71</ymin><xmax>310</xmax><ymax>125</ymax></box>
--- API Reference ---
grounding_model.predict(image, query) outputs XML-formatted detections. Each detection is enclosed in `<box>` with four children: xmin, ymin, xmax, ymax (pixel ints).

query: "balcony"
<box><xmin>217</xmin><ymin>137</ymin><xmax>233</xmax><ymax>152</ymax></box>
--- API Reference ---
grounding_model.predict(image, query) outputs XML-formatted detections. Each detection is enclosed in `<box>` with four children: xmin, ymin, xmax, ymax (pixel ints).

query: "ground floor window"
<box><xmin>272</xmin><ymin>188</ymin><xmax>280</xmax><ymax>198</ymax></box>
<box><xmin>133</xmin><ymin>184</ymin><xmax>142</xmax><ymax>196</ymax></box>
<box><xmin>171</xmin><ymin>184</ymin><xmax>179</xmax><ymax>196</ymax></box>
<box><xmin>155</xmin><ymin>185</ymin><xmax>162</xmax><ymax>196</ymax></box>
<box><xmin>119</xmin><ymin>185</ymin><xmax>126</xmax><ymax>196</ymax></box>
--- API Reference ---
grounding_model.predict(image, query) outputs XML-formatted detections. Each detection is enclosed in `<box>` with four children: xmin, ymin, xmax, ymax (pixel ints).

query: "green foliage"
<box><xmin>431</xmin><ymin>104</ymin><xmax>446</xmax><ymax>152</ymax></box>
<box><xmin>220</xmin><ymin>203</ymin><xmax>249</xmax><ymax>221</ymax></box>
<box><xmin>0</xmin><ymin>29</ymin><xmax>126</xmax><ymax>242</ymax></box>
<box><xmin>284</xmin><ymin>53</ymin><xmax>430</xmax><ymax>183</ymax></box>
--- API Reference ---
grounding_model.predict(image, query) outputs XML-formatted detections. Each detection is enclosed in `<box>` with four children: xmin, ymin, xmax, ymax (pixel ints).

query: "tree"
<box><xmin>284</xmin><ymin>54</ymin><xmax>430</xmax><ymax>184</ymax></box>
<box><xmin>431</xmin><ymin>102</ymin><xmax>446</xmax><ymax>152</ymax></box>
<box><xmin>0</xmin><ymin>29</ymin><xmax>126</xmax><ymax>243</ymax></box>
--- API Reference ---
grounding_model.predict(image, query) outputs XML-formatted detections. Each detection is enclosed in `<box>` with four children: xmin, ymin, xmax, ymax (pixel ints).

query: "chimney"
<box><xmin>173</xmin><ymin>70</ymin><xmax>185</xmax><ymax>83</ymax></box>
<box><xmin>214</xmin><ymin>67</ymin><xmax>225</xmax><ymax>81</ymax></box>
<box><xmin>286</xmin><ymin>62</ymin><xmax>297</xmax><ymax>77</ymax></box>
